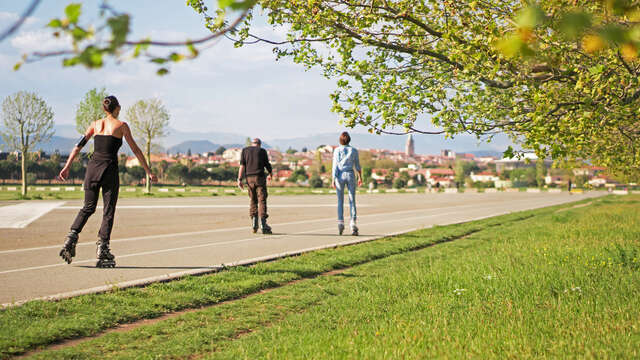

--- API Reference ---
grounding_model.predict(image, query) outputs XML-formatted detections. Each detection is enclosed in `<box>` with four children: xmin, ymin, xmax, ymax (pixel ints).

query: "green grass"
<box><xmin>4</xmin><ymin>195</ymin><xmax>639</xmax><ymax>358</ymax></box>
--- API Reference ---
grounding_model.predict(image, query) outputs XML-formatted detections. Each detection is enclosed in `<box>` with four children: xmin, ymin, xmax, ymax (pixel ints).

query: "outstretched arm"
<box><xmin>122</xmin><ymin>123</ymin><xmax>157</xmax><ymax>182</ymax></box>
<box><xmin>58</xmin><ymin>123</ymin><xmax>95</xmax><ymax>181</ymax></box>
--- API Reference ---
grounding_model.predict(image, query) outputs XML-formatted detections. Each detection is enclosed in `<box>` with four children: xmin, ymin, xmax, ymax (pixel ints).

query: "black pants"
<box><xmin>70</xmin><ymin>165</ymin><xmax>119</xmax><ymax>241</ymax></box>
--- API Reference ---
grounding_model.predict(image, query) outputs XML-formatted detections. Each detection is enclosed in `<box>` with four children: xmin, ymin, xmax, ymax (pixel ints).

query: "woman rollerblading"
<box><xmin>332</xmin><ymin>132</ymin><xmax>363</xmax><ymax>236</ymax></box>
<box><xmin>58</xmin><ymin>95</ymin><xmax>156</xmax><ymax>267</ymax></box>
<box><xmin>59</xmin><ymin>230</ymin><xmax>79</xmax><ymax>264</ymax></box>
<box><xmin>96</xmin><ymin>239</ymin><xmax>116</xmax><ymax>268</ymax></box>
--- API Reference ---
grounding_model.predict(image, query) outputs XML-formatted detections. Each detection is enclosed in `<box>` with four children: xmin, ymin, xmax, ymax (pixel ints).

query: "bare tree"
<box><xmin>75</xmin><ymin>87</ymin><xmax>108</xmax><ymax>135</ymax></box>
<box><xmin>126</xmin><ymin>99</ymin><xmax>169</xmax><ymax>193</ymax></box>
<box><xmin>0</xmin><ymin>91</ymin><xmax>54</xmax><ymax>197</ymax></box>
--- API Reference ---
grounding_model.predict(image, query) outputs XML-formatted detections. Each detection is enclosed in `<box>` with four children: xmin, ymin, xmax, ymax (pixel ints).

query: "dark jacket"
<box><xmin>240</xmin><ymin>146</ymin><xmax>272</xmax><ymax>177</ymax></box>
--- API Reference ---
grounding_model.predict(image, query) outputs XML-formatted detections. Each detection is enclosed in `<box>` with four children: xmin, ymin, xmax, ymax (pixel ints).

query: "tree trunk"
<box><xmin>145</xmin><ymin>138</ymin><xmax>151</xmax><ymax>193</ymax></box>
<box><xmin>21</xmin><ymin>150</ymin><xmax>27</xmax><ymax>197</ymax></box>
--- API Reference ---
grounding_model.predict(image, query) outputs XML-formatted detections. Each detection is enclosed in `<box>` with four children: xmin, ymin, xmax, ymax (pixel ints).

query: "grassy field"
<box><xmin>1</xmin><ymin>195</ymin><xmax>638</xmax><ymax>358</ymax></box>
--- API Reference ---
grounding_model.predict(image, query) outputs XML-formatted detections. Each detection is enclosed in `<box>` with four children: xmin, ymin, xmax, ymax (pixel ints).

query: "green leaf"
<box><xmin>47</xmin><ymin>19</ymin><xmax>62</xmax><ymax>28</ymax></box>
<box><xmin>157</xmin><ymin>68</ymin><xmax>169</xmax><ymax>76</ymax></box>
<box><xmin>559</xmin><ymin>12</ymin><xmax>591</xmax><ymax>39</ymax></box>
<box><xmin>71</xmin><ymin>27</ymin><xmax>88</xmax><ymax>41</ymax></box>
<box><xmin>503</xmin><ymin>146</ymin><xmax>515</xmax><ymax>159</ymax></box>
<box><xmin>169</xmin><ymin>53</ymin><xmax>184</xmax><ymax>62</ymax></box>
<box><xmin>496</xmin><ymin>35</ymin><xmax>532</xmax><ymax>58</ymax></box>
<box><xmin>218</xmin><ymin>0</ymin><xmax>234</xmax><ymax>8</ymax></box>
<box><xmin>64</xmin><ymin>3</ymin><xmax>82</xmax><ymax>24</ymax></box>
<box><xmin>599</xmin><ymin>24</ymin><xmax>627</xmax><ymax>44</ymax></box>
<box><xmin>187</xmin><ymin>43</ymin><xmax>199</xmax><ymax>57</ymax></box>
<box><xmin>13</xmin><ymin>62</ymin><xmax>22</xmax><ymax>71</ymax></box>
<box><xmin>107</xmin><ymin>14</ymin><xmax>130</xmax><ymax>48</ymax></box>
<box><xmin>230</xmin><ymin>0</ymin><xmax>257</xmax><ymax>10</ymax></box>
<box><xmin>151</xmin><ymin>58</ymin><xmax>168</xmax><ymax>64</ymax></box>
<box><xmin>63</xmin><ymin>57</ymin><xmax>79</xmax><ymax>67</ymax></box>
<box><xmin>516</xmin><ymin>5</ymin><xmax>545</xmax><ymax>29</ymax></box>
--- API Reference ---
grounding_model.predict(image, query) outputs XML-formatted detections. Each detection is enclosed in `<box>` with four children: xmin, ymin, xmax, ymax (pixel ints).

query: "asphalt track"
<box><xmin>0</xmin><ymin>191</ymin><xmax>603</xmax><ymax>305</ymax></box>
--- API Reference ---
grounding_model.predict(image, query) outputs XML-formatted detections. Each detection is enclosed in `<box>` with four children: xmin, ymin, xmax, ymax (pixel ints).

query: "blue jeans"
<box><xmin>335</xmin><ymin>171</ymin><xmax>356</xmax><ymax>225</ymax></box>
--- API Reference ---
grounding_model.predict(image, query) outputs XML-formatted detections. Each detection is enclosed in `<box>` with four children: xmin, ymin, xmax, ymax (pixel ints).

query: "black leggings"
<box><xmin>70</xmin><ymin>166</ymin><xmax>119</xmax><ymax>241</ymax></box>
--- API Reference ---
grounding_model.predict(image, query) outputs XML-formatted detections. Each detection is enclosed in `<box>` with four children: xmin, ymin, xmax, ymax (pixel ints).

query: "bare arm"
<box><xmin>58</xmin><ymin>123</ymin><xmax>95</xmax><ymax>181</ymax></box>
<box><xmin>122</xmin><ymin>123</ymin><xmax>155</xmax><ymax>178</ymax></box>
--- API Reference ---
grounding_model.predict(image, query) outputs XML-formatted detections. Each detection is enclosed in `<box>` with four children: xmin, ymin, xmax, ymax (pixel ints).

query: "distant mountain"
<box><xmin>269</xmin><ymin>132</ymin><xmax>515</xmax><ymax>155</ymax></box>
<box><xmin>25</xmin><ymin>124</ymin><xmax>513</xmax><ymax>156</ymax></box>
<box><xmin>167</xmin><ymin>140</ymin><xmax>252</xmax><ymax>155</ymax></box>
<box><xmin>0</xmin><ymin>135</ymin><xmax>76</xmax><ymax>154</ymax></box>
<box><xmin>167</xmin><ymin>140</ymin><xmax>220</xmax><ymax>155</ymax></box>
<box><xmin>162</xmin><ymin>128</ymin><xmax>242</xmax><ymax>148</ymax></box>
<box><xmin>468</xmin><ymin>150</ymin><xmax>505</xmax><ymax>158</ymax></box>
<box><xmin>54</xmin><ymin>124</ymin><xmax>81</xmax><ymax>138</ymax></box>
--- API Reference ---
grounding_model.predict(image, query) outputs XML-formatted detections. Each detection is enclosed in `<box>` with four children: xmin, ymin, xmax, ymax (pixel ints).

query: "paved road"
<box><xmin>0</xmin><ymin>191</ymin><xmax>603</xmax><ymax>305</ymax></box>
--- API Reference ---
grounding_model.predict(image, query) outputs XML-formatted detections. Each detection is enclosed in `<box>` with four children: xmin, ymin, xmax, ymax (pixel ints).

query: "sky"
<box><xmin>0</xmin><ymin>1</ymin><xmax>512</xmax><ymax>151</ymax></box>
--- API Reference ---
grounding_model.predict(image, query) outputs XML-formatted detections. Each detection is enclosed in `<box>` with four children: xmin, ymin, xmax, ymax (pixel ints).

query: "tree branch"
<box><xmin>0</xmin><ymin>0</ymin><xmax>41</xmax><ymax>42</ymax></box>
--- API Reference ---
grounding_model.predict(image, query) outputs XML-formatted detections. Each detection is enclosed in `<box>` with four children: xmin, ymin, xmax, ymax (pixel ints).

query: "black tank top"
<box><xmin>93</xmin><ymin>135</ymin><xmax>122</xmax><ymax>160</ymax></box>
<box><xmin>84</xmin><ymin>135</ymin><xmax>122</xmax><ymax>190</ymax></box>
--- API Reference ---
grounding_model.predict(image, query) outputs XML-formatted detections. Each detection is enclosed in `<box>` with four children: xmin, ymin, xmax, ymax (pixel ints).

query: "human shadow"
<box><xmin>270</xmin><ymin>232</ymin><xmax>384</xmax><ymax>237</ymax></box>
<box><xmin>76</xmin><ymin>265</ymin><xmax>217</xmax><ymax>270</ymax></box>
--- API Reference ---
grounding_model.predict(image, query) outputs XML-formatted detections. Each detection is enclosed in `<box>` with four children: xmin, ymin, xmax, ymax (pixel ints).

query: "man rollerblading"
<box><xmin>261</xmin><ymin>217</ymin><xmax>272</xmax><ymax>234</ymax></box>
<box><xmin>96</xmin><ymin>238</ymin><xmax>116</xmax><ymax>268</ymax></box>
<box><xmin>238</xmin><ymin>138</ymin><xmax>274</xmax><ymax>235</ymax></box>
<box><xmin>59</xmin><ymin>230</ymin><xmax>79</xmax><ymax>264</ymax></box>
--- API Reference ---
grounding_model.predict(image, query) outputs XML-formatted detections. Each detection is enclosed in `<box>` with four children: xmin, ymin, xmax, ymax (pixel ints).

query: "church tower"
<box><xmin>405</xmin><ymin>134</ymin><xmax>415</xmax><ymax>157</ymax></box>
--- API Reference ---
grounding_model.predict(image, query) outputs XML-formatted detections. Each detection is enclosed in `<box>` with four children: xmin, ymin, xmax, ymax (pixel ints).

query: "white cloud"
<box><xmin>0</xmin><ymin>11</ymin><xmax>39</xmax><ymax>27</ymax></box>
<box><xmin>10</xmin><ymin>29</ymin><xmax>71</xmax><ymax>53</ymax></box>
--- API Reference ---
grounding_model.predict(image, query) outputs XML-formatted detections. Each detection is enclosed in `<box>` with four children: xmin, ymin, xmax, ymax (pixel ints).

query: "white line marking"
<box><xmin>0</xmin><ymin>201</ymin><xmax>65</xmax><ymax>229</ymax></box>
<box><xmin>57</xmin><ymin>204</ymin><xmax>371</xmax><ymax>209</ymax></box>
<box><xmin>0</xmin><ymin>204</ymin><xmax>477</xmax><ymax>255</ymax></box>
<box><xmin>0</xmin><ymin>210</ymin><xmax>463</xmax><ymax>275</ymax></box>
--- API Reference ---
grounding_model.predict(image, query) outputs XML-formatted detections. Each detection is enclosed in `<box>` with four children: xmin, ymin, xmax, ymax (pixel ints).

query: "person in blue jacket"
<box><xmin>331</xmin><ymin>132</ymin><xmax>363</xmax><ymax>235</ymax></box>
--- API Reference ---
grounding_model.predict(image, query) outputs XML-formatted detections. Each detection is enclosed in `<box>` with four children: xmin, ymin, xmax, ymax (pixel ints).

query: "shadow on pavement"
<box><xmin>75</xmin><ymin>265</ymin><xmax>217</xmax><ymax>270</ymax></box>
<box><xmin>270</xmin><ymin>232</ymin><xmax>383</xmax><ymax>237</ymax></box>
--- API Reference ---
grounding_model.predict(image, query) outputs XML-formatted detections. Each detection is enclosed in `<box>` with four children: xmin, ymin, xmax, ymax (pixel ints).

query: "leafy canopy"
<box><xmin>219</xmin><ymin>0</ymin><xmax>640</xmax><ymax>178</ymax></box>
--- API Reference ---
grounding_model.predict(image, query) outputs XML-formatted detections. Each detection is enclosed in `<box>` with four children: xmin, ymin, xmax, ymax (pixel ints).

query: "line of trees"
<box><xmin>1</xmin><ymin>89</ymin><xmax>171</xmax><ymax>196</ymax></box>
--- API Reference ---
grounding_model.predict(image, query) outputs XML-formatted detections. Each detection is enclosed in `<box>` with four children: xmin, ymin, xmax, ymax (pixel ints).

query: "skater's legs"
<box><xmin>246</xmin><ymin>175</ymin><xmax>259</xmax><ymax>218</ymax></box>
<box><xmin>98</xmin><ymin>167</ymin><xmax>119</xmax><ymax>241</ymax></box>
<box><xmin>256</xmin><ymin>176</ymin><xmax>268</xmax><ymax>219</ymax></box>
<box><xmin>335</xmin><ymin>176</ymin><xmax>345</xmax><ymax>224</ymax></box>
<box><xmin>345</xmin><ymin>172</ymin><xmax>357</xmax><ymax>226</ymax></box>
<box><xmin>70</xmin><ymin>186</ymin><xmax>99</xmax><ymax>233</ymax></box>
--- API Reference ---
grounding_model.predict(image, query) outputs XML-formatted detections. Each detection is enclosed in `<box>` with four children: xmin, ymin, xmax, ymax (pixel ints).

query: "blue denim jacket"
<box><xmin>332</xmin><ymin>145</ymin><xmax>361</xmax><ymax>179</ymax></box>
